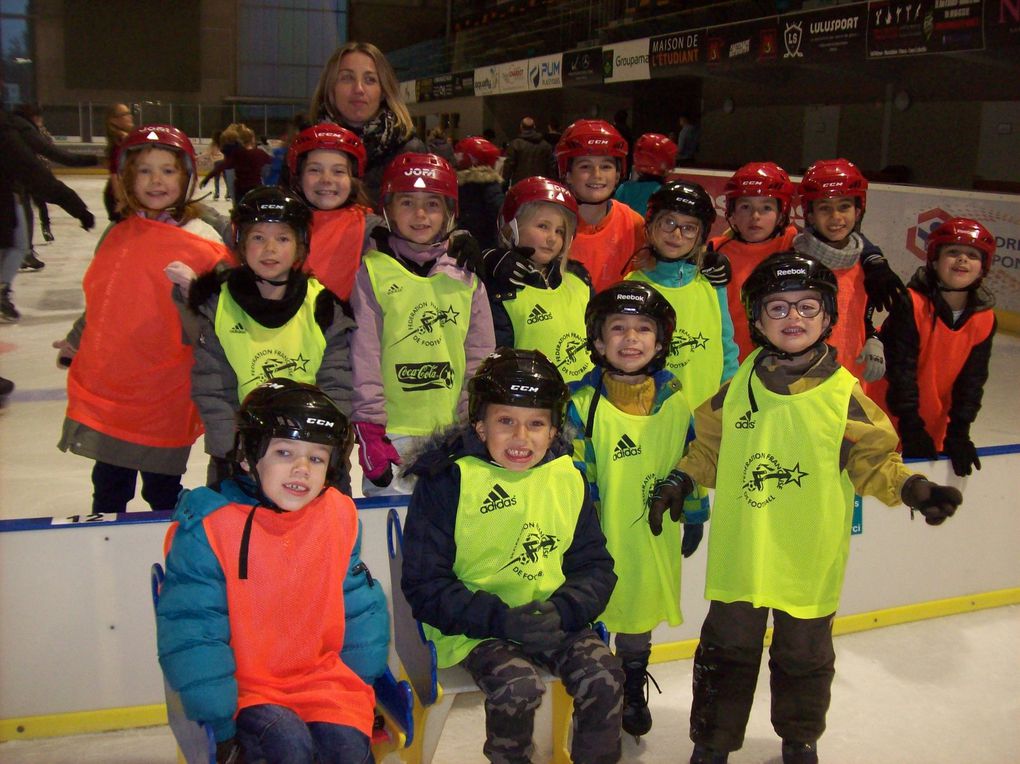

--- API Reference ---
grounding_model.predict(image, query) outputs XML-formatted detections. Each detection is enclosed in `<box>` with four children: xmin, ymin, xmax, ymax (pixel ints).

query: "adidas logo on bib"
<box><xmin>734</xmin><ymin>410</ymin><xmax>755</xmax><ymax>429</ymax></box>
<box><xmin>385</xmin><ymin>283</ymin><xmax>403</xmax><ymax>295</ymax></box>
<box><xmin>613</xmin><ymin>434</ymin><xmax>642</xmax><ymax>460</ymax></box>
<box><xmin>527</xmin><ymin>304</ymin><xmax>552</xmax><ymax>324</ymax></box>
<box><xmin>480</xmin><ymin>483</ymin><xmax>517</xmax><ymax>513</ymax></box>
<box><xmin>229</xmin><ymin>322</ymin><xmax>246</xmax><ymax>334</ymax></box>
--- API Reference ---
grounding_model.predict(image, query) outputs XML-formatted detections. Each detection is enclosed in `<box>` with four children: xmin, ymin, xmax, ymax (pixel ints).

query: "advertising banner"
<box><xmin>562</xmin><ymin>47</ymin><xmax>603</xmax><ymax>86</ymax></box>
<box><xmin>779</xmin><ymin>4</ymin><xmax>868</xmax><ymax>62</ymax></box>
<box><xmin>528</xmin><ymin>54</ymin><xmax>562</xmax><ymax>90</ymax></box>
<box><xmin>704</xmin><ymin>18</ymin><xmax>779</xmax><ymax>69</ymax></box>
<box><xmin>649</xmin><ymin>29</ymin><xmax>704</xmax><ymax>77</ymax></box>
<box><xmin>602</xmin><ymin>37</ymin><xmax>651</xmax><ymax>82</ymax></box>
<box><xmin>452</xmin><ymin>70</ymin><xmax>475</xmax><ymax>98</ymax></box>
<box><xmin>473</xmin><ymin>65</ymin><xmax>500</xmax><ymax>96</ymax></box>
<box><xmin>867</xmin><ymin>0</ymin><xmax>985</xmax><ymax>58</ymax></box>
<box><xmin>498</xmin><ymin>59</ymin><xmax>530</xmax><ymax>93</ymax></box>
<box><xmin>670</xmin><ymin>169</ymin><xmax>1020</xmax><ymax>314</ymax></box>
<box><xmin>985</xmin><ymin>0</ymin><xmax>1020</xmax><ymax>48</ymax></box>
<box><xmin>399</xmin><ymin>80</ymin><xmax>417</xmax><ymax>104</ymax></box>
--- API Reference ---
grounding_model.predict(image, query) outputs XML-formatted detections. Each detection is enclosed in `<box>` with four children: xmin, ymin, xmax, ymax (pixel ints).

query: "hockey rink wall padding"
<box><xmin>1</xmin><ymin>451</ymin><xmax>1018</xmax><ymax>727</ymax></box>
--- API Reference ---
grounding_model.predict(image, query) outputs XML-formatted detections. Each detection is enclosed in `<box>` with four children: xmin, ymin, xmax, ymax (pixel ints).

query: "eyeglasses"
<box><xmin>763</xmin><ymin>298</ymin><xmax>823</xmax><ymax>319</ymax></box>
<box><xmin>656</xmin><ymin>218</ymin><xmax>700</xmax><ymax>239</ymax></box>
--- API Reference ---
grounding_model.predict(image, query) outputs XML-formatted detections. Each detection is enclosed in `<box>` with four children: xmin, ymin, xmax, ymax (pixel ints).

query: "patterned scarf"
<box><xmin>794</xmin><ymin>229</ymin><xmax>863</xmax><ymax>271</ymax></box>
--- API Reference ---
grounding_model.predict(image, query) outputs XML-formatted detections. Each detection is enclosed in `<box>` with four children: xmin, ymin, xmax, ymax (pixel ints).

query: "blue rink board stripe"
<box><xmin>7</xmin><ymin>387</ymin><xmax>68</xmax><ymax>403</ymax></box>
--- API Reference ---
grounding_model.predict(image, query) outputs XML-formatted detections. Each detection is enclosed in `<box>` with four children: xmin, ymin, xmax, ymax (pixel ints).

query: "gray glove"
<box><xmin>501</xmin><ymin>600</ymin><xmax>564</xmax><ymax>652</ymax></box>
<box><xmin>855</xmin><ymin>336</ymin><xmax>886</xmax><ymax>382</ymax></box>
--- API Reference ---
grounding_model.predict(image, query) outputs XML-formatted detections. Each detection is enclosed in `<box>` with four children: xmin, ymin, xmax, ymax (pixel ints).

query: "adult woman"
<box><xmin>103</xmin><ymin>103</ymin><xmax>135</xmax><ymax>221</ymax></box>
<box><xmin>309</xmin><ymin>41</ymin><xmax>425</xmax><ymax>207</ymax></box>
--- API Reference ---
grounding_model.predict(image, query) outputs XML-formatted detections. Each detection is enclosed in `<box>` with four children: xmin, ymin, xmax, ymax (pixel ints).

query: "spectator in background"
<box><xmin>103</xmin><ymin>103</ymin><xmax>135</xmax><ymax>221</ymax></box>
<box><xmin>453</xmin><ymin>136</ymin><xmax>504</xmax><ymax>250</ymax></box>
<box><xmin>544</xmin><ymin>117</ymin><xmax>562</xmax><ymax>149</ymax></box>
<box><xmin>676</xmin><ymin>114</ymin><xmax>700</xmax><ymax>164</ymax></box>
<box><xmin>199</xmin><ymin>131</ymin><xmax>225</xmax><ymax>200</ymax></box>
<box><xmin>200</xmin><ymin>124</ymin><xmax>271</xmax><ymax>208</ymax></box>
<box><xmin>612</xmin><ymin>109</ymin><xmax>635</xmax><ymax>174</ymax></box>
<box><xmin>309</xmin><ymin>41</ymin><xmax>427</xmax><ymax>207</ymax></box>
<box><xmin>502</xmin><ymin>116</ymin><xmax>556</xmax><ymax>186</ymax></box>
<box><xmin>427</xmin><ymin>126</ymin><xmax>457</xmax><ymax>165</ymax></box>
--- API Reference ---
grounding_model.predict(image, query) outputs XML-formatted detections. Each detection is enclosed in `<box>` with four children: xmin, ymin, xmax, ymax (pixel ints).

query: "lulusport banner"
<box><xmin>669</xmin><ymin>169</ymin><xmax>1020</xmax><ymax>320</ymax></box>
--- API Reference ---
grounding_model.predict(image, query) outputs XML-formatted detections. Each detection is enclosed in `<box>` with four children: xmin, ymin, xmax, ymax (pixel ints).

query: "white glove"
<box><xmin>856</xmin><ymin>336</ymin><xmax>886</xmax><ymax>382</ymax></box>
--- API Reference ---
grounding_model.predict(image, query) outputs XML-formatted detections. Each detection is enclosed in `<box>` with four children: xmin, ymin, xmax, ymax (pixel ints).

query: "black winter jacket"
<box><xmin>401</xmin><ymin>428</ymin><xmax>616</xmax><ymax>642</ymax></box>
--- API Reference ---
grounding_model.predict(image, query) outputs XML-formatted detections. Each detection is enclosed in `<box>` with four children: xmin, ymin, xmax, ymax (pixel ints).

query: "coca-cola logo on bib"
<box><xmin>395</xmin><ymin>362</ymin><xmax>455</xmax><ymax>391</ymax></box>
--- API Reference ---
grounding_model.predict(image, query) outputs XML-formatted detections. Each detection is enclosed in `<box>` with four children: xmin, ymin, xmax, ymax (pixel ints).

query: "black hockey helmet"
<box><xmin>468</xmin><ymin>348</ymin><xmax>569</xmax><ymax>427</ymax></box>
<box><xmin>234</xmin><ymin>378</ymin><xmax>352</xmax><ymax>493</ymax></box>
<box><xmin>585</xmin><ymin>281</ymin><xmax>676</xmax><ymax>375</ymax></box>
<box><xmin>741</xmin><ymin>251</ymin><xmax>838</xmax><ymax>349</ymax></box>
<box><xmin>231</xmin><ymin>186</ymin><xmax>313</xmax><ymax>251</ymax></box>
<box><xmin>645</xmin><ymin>180</ymin><xmax>716</xmax><ymax>246</ymax></box>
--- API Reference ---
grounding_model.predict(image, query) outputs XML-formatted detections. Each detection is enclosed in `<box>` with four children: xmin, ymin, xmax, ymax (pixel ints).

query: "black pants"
<box><xmin>690</xmin><ymin>600</ymin><xmax>836</xmax><ymax>753</ymax></box>
<box><xmin>91</xmin><ymin>461</ymin><xmax>182</xmax><ymax>513</ymax></box>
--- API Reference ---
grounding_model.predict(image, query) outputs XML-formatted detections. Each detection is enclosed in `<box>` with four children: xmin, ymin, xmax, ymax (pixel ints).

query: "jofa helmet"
<box><xmin>555</xmin><ymin>119</ymin><xmax>629</xmax><ymax>179</ymax></box>
<box><xmin>468</xmin><ymin>348</ymin><xmax>569</xmax><ymax>428</ymax></box>
<box><xmin>498</xmin><ymin>176</ymin><xmax>579</xmax><ymax>243</ymax></box>
<box><xmin>232</xmin><ymin>186</ymin><xmax>313</xmax><ymax>251</ymax></box>
<box><xmin>287</xmin><ymin>123</ymin><xmax>367</xmax><ymax>179</ymax></box>
<box><xmin>645</xmin><ymin>180</ymin><xmax>717</xmax><ymax>246</ymax></box>
<box><xmin>926</xmin><ymin>217</ymin><xmax>996</xmax><ymax>276</ymax></box>
<box><xmin>117</xmin><ymin>125</ymin><xmax>199</xmax><ymax>206</ymax></box>
<box><xmin>633</xmin><ymin>133</ymin><xmax>678</xmax><ymax>178</ymax></box>
<box><xmin>454</xmin><ymin>136</ymin><xmax>501</xmax><ymax>170</ymax></box>
<box><xmin>799</xmin><ymin>158</ymin><xmax>868</xmax><ymax>216</ymax></box>
<box><xmin>741</xmin><ymin>251</ymin><xmax>839</xmax><ymax>351</ymax></box>
<box><xmin>381</xmin><ymin>152</ymin><xmax>459</xmax><ymax>216</ymax></box>
<box><xmin>235</xmin><ymin>378</ymin><xmax>353</xmax><ymax>500</ymax></box>
<box><xmin>723</xmin><ymin>161</ymin><xmax>796</xmax><ymax>232</ymax></box>
<box><xmin>585</xmin><ymin>281</ymin><xmax>676</xmax><ymax>376</ymax></box>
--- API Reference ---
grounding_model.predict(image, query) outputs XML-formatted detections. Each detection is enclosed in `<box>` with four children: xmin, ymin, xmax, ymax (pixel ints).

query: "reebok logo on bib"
<box><xmin>480</xmin><ymin>483</ymin><xmax>517</xmax><ymax>513</ymax></box>
<box><xmin>527</xmin><ymin>304</ymin><xmax>553</xmax><ymax>324</ymax></box>
<box><xmin>613</xmin><ymin>434</ymin><xmax>642</xmax><ymax>461</ymax></box>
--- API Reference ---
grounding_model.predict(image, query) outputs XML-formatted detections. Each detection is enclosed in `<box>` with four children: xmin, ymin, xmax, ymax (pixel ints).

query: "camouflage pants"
<box><xmin>462</xmin><ymin>629</ymin><xmax>624</xmax><ymax>764</ymax></box>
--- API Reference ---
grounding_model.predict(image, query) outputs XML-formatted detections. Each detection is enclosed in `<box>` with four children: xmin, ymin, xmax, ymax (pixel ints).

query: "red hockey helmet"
<box><xmin>454</xmin><ymin>136</ymin><xmax>501</xmax><ymax>169</ymax></box>
<box><xmin>723</xmin><ymin>162</ymin><xmax>796</xmax><ymax>228</ymax></box>
<box><xmin>287</xmin><ymin>123</ymin><xmax>366</xmax><ymax>178</ymax></box>
<box><xmin>499</xmin><ymin>176</ymin><xmax>579</xmax><ymax>234</ymax></box>
<box><xmin>555</xmin><ymin>119</ymin><xmax>629</xmax><ymax>178</ymax></box>
<box><xmin>799</xmin><ymin>158</ymin><xmax>868</xmax><ymax>214</ymax></box>
<box><xmin>632</xmin><ymin>133</ymin><xmax>678</xmax><ymax>177</ymax></box>
<box><xmin>381</xmin><ymin>153</ymin><xmax>459</xmax><ymax>216</ymax></box>
<box><xmin>926</xmin><ymin>217</ymin><xmax>996</xmax><ymax>274</ymax></box>
<box><xmin>117</xmin><ymin>125</ymin><xmax>198</xmax><ymax>199</ymax></box>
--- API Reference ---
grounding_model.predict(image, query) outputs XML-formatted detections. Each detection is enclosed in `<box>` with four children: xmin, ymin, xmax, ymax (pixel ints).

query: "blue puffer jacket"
<box><xmin>156</xmin><ymin>478</ymin><xmax>390</xmax><ymax>740</ymax></box>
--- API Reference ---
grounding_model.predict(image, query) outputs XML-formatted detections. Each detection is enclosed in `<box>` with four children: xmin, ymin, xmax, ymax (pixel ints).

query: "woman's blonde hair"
<box><xmin>497</xmin><ymin>201</ymin><xmax>575</xmax><ymax>276</ymax></box>
<box><xmin>114</xmin><ymin>145</ymin><xmax>199</xmax><ymax>224</ymax></box>
<box><xmin>309</xmin><ymin>41</ymin><xmax>413</xmax><ymax>136</ymax></box>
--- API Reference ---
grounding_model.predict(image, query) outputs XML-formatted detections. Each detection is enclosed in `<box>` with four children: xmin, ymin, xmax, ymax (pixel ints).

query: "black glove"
<box><xmin>482</xmin><ymin>246</ymin><xmax>538</xmax><ymax>288</ymax></box>
<box><xmin>900</xmin><ymin>426</ymin><xmax>937</xmax><ymax>460</ymax></box>
<box><xmin>200</xmin><ymin>175</ymin><xmax>211</xmax><ymax>189</ymax></box>
<box><xmin>449</xmin><ymin>232</ymin><xmax>484</xmax><ymax>274</ymax></box>
<box><xmin>943</xmin><ymin>434</ymin><xmax>981</xmax><ymax>477</ymax></box>
<box><xmin>699</xmin><ymin>244</ymin><xmax>731</xmax><ymax>287</ymax></box>
<box><xmin>648</xmin><ymin>469</ymin><xmax>694</xmax><ymax>536</ymax></box>
<box><xmin>78</xmin><ymin>210</ymin><xmax>95</xmax><ymax>231</ymax></box>
<box><xmin>502</xmin><ymin>600</ymin><xmax>563</xmax><ymax>652</ymax></box>
<box><xmin>902</xmin><ymin>477</ymin><xmax>962</xmax><ymax>526</ymax></box>
<box><xmin>681</xmin><ymin>523</ymin><xmax>704</xmax><ymax>558</ymax></box>
<box><xmin>861</xmin><ymin>254</ymin><xmax>908</xmax><ymax>312</ymax></box>
<box><xmin>215</xmin><ymin>737</ymin><xmax>244</xmax><ymax>764</ymax></box>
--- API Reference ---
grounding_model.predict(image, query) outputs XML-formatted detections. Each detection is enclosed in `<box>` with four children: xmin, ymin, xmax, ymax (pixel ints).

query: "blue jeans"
<box><xmin>236</xmin><ymin>704</ymin><xmax>372</xmax><ymax>764</ymax></box>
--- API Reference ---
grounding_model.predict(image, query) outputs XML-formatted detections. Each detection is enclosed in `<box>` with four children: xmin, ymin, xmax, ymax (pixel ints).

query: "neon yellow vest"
<box><xmin>570</xmin><ymin>382</ymin><xmax>690</xmax><ymax>633</ymax></box>
<box><xmin>708</xmin><ymin>350</ymin><xmax>858</xmax><ymax>618</ymax></box>
<box><xmin>216</xmin><ymin>279</ymin><xmax>326</xmax><ymax>401</ymax></box>
<box><xmin>502</xmin><ymin>272</ymin><xmax>592</xmax><ymax>383</ymax></box>
<box><xmin>424</xmin><ymin>455</ymin><xmax>584</xmax><ymax>667</ymax></box>
<box><xmin>627</xmin><ymin>270</ymin><xmax>723</xmax><ymax>410</ymax></box>
<box><xmin>364</xmin><ymin>251</ymin><xmax>475</xmax><ymax>436</ymax></box>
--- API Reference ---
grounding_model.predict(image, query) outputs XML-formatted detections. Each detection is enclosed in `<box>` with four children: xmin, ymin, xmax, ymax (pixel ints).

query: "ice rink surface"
<box><xmin>0</xmin><ymin>176</ymin><xmax>1017</xmax><ymax>762</ymax></box>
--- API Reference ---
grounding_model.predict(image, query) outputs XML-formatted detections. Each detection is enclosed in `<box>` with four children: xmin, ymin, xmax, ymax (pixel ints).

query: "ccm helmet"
<box><xmin>454</xmin><ymin>136</ymin><xmax>501</xmax><ymax>169</ymax></box>
<box><xmin>799</xmin><ymin>158</ymin><xmax>868</xmax><ymax>215</ymax></box>
<box><xmin>555</xmin><ymin>119</ymin><xmax>629</xmax><ymax>178</ymax></box>
<box><xmin>468</xmin><ymin>348</ymin><xmax>569</xmax><ymax>427</ymax></box>
<box><xmin>723</xmin><ymin>161</ymin><xmax>796</xmax><ymax>230</ymax></box>
<box><xmin>287</xmin><ymin>123</ymin><xmax>367</xmax><ymax>179</ymax></box>
<box><xmin>645</xmin><ymin>180</ymin><xmax>717</xmax><ymax>246</ymax></box>
<box><xmin>633</xmin><ymin>133</ymin><xmax>678</xmax><ymax>178</ymax></box>
<box><xmin>926</xmin><ymin>217</ymin><xmax>996</xmax><ymax>276</ymax></box>
<box><xmin>381</xmin><ymin>152</ymin><xmax>459</xmax><ymax>217</ymax></box>
<box><xmin>117</xmin><ymin>125</ymin><xmax>199</xmax><ymax>204</ymax></box>
<box><xmin>585</xmin><ymin>281</ymin><xmax>676</xmax><ymax>375</ymax></box>
<box><xmin>235</xmin><ymin>378</ymin><xmax>352</xmax><ymax>494</ymax></box>
<box><xmin>741</xmin><ymin>251</ymin><xmax>838</xmax><ymax>349</ymax></box>
<box><xmin>499</xmin><ymin>176</ymin><xmax>579</xmax><ymax>240</ymax></box>
<box><xmin>232</xmin><ymin>186</ymin><xmax>313</xmax><ymax>250</ymax></box>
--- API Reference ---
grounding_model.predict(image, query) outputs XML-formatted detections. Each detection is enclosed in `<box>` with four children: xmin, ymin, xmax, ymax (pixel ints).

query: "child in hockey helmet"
<box><xmin>723</xmin><ymin>161</ymin><xmax>795</xmax><ymax>244</ymax></box>
<box><xmin>288</xmin><ymin>123</ymin><xmax>371</xmax><ymax>211</ymax></box>
<box><xmin>115</xmin><ymin>124</ymin><xmax>200</xmax><ymax>222</ymax></box>
<box><xmin>380</xmin><ymin>152</ymin><xmax>459</xmax><ymax>245</ymax></box>
<box><xmin>585</xmin><ymin>281</ymin><xmax>676</xmax><ymax>378</ymax></box>
<box><xmin>614</xmin><ymin>132</ymin><xmax>678</xmax><ymax>216</ymax></box>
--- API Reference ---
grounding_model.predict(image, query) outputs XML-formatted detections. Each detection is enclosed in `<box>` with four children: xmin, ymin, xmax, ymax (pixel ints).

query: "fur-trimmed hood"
<box><xmin>457</xmin><ymin>165</ymin><xmax>503</xmax><ymax>186</ymax></box>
